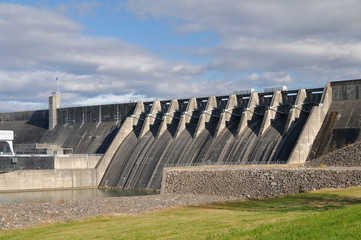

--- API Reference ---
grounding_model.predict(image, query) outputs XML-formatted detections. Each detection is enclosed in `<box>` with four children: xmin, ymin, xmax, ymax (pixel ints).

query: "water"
<box><xmin>0</xmin><ymin>188</ymin><xmax>158</xmax><ymax>204</ymax></box>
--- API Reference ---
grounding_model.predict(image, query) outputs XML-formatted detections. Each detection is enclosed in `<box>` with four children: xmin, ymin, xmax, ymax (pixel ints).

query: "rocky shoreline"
<box><xmin>0</xmin><ymin>194</ymin><xmax>236</xmax><ymax>230</ymax></box>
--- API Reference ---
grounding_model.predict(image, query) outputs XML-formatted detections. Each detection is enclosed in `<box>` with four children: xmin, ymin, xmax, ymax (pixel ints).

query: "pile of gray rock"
<box><xmin>163</xmin><ymin>166</ymin><xmax>361</xmax><ymax>198</ymax></box>
<box><xmin>306</xmin><ymin>141</ymin><xmax>361</xmax><ymax>167</ymax></box>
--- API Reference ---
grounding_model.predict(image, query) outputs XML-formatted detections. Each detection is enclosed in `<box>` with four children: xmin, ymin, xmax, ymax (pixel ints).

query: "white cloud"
<box><xmin>0</xmin><ymin>3</ymin><xmax>209</xmax><ymax>112</ymax></box>
<box><xmin>126</xmin><ymin>0</ymin><xmax>361</xmax><ymax>87</ymax></box>
<box><xmin>2</xmin><ymin>1</ymin><xmax>361</xmax><ymax>113</ymax></box>
<box><xmin>245</xmin><ymin>72</ymin><xmax>294</xmax><ymax>90</ymax></box>
<box><xmin>0</xmin><ymin>101</ymin><xmax>46</xmax><ymax>113</ymax></box>
<box><xmin>126</xmin><ymin>0</ymin><xmax>361</xmax><ymax>39</ymax></box>
<box><xmin>74</xmin><ymin>92</ymin><xmax>155</xmax><ymax>106</ymax></box>
<box><xmin>209</xmin><ymin>38</ymin><xmax>361</xmax><ymax>72</ymax></box>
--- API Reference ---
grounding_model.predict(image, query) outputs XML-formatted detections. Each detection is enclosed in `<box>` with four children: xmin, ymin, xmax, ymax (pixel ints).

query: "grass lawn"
<box><xmin>1</xmin><ymin>187</ymin><xmax>361</xmax><ymax>239</ymax></box>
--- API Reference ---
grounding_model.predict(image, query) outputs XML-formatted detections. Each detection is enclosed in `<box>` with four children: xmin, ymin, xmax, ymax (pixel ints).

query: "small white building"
<box><xmin>0</xmin><ymin>130</ymin><xmax>15</xmax><ymax>155</ymax></box>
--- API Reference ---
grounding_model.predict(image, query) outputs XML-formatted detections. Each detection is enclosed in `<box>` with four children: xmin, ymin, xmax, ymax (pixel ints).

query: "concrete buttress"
<box><xmin>214</xmin><ymin>94</ymin><xmax>237</xmax><ymax>137</ymax></box>
<box><xmin>96</xmin><ymin>101</ymin><xmax>144</xmax><ymax>185</ymax></box>
<box><xmin>283</xmin><ymin>89</ymin><xmax>307</xmax><ymax>135</ymax></box>
<box><xmin>259</xmin><ymin>91</ymin><xmax>283</xmax><ymax>136</ymax></box>
<box><xmin>139</xmin><ymin>100</ymin><xmax>162</xmax><ymax>139</ymax></box>
<box><xmin>156</xmin><ymin>99</ymin><xmax>179</xmax><ymax>138</ymax></box>
<box><xmin>288</xmin><ymin>83</ymin><xmax>332</xmax><ymax>164</ymax></box>
<box><xmin>236</xmin><ymin>92</ymin><xmax>259</xmax><ymax>137</ymax></box>
<box><xmin>174</xmin><ymin>98</ymin><xmax>197</xmax><ymax>138</ymax></box>
<box><xmin>194</xmin><ymin>96</ymin><xmax>217</xmax><ymax>138</ymax></box>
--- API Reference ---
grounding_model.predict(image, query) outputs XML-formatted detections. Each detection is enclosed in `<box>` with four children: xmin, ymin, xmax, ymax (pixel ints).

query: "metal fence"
<box><xmin>164</xmin><ymin>161</ymin><xmax>287</xmax><ymax>168</ymax></box>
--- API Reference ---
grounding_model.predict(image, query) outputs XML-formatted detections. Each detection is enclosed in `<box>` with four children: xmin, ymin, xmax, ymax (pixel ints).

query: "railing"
<box><xmin>56</xmin><ymin>154</ymin><xmax>104</xmax><ymax>157</ymax></box>
<box><xmin>3</xmin><ymin>153</ymin><xmax>104</xmax><ymax>157</ymax></box>
<box><xmin>164</xmin><ymin>161</ymin><xmax>287</xmax><ymax>168</ymax></box>
<box><xmin>3</xmin><ymin>154</ymin><xmax>55</xmax><ymax>157</ymax></box>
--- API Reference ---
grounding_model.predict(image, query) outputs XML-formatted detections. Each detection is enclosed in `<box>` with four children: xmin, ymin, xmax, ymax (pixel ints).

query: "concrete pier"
<box><xmin>139</xmin><ymin>100</ymin><xmax>162</xmax><ymax>138</ymax></box>
<box><xmin>174</xmin><ymin>98</ymin><xmax>197</xmax><ymax>138</ymax></box>
<box><xmin>236</xmin><ymin>92</ymin><xmax>259</xmax><ymax>137</ymax></box>
<box><xmin>214</xmin><ymin>94</ymin><xmax>237</xmax><ymax>137</ymax></box>
<box><xmin>49</xmin><ymin>92</ymin><xmax>60</xmax><ymax>130</ymax></box>
<box><xmin>95</xmin><ymin>101</ymin><xmax>144</xmax><ymax>185</ymax></box>
<box><xmin>283</xmin><ymin>89</ymin><xmax>307</xmax><ymax>135</ymax></box>
<box><xmin>259</xmin><ymin>91</ymin><xmax>283</xmax><ymax>136</ymax></box>
<box><xmin>157</xmin><ymin>99</ymin><xmax>179</xmax><ymax>138</ymax></box>
<box><xmin>288</xmin><ymin>83</ymin><xmax>332</xmax><ymax>164</ymax></box>
<box><xmin>194</xmin><ymin>96</ymin><xmax>217</xmax><ymax>138</ymax></box>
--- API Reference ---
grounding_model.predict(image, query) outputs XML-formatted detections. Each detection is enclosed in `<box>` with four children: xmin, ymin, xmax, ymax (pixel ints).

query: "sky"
<box><xmin>1</xmin><ymin>0</ymin><xmax>361</xmax><ymax>112</ymax></box>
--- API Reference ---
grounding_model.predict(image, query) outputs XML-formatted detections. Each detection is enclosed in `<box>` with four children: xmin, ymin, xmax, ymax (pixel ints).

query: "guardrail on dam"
<box><xmin>1</xmin><ymin>79</ymin><xmax>361</xmax><ymax>191</ymax></box>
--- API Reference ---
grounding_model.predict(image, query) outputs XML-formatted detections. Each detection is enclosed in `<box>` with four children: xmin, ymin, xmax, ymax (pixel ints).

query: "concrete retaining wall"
<box><xmin>0</xmin><ymin>156</ymin><xmax>54</xmax><ymax>173</ymax></box>
<box><xmin>162</xmin><ymin>166</ymin><xmax>361</xmax><ymax>198</ymax></box>
<box><xmin>0</xmin><ymin>169</ymin><xmax>97</xmax><ymax>191</ymax></box>
<box><xmin>55</xmin><ymin>155</ymin><xmax>102</xmax><ymax>169</ymax></box>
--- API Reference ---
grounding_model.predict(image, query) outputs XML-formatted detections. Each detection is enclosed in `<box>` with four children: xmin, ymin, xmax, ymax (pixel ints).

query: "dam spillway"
<box><xmin>2</xmin><ymin>79</ymin><xmax>361</xmax><ymax>191</ymax></box>
<box><xmin>99</xmin><ymin>88</ymin><xmax>324</xmax><ymax>190</ymax></box>
<box><xmin>0</xmin><ymin>103</ymin><xmax>137</xmax><ymax>154</ymax></box>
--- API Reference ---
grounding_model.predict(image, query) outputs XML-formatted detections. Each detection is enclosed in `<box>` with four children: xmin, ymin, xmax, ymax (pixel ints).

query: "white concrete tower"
<box><xmin>49</xmin><ymin>92</ymin><xmax>61</xmax><ymax>130</ymax></box>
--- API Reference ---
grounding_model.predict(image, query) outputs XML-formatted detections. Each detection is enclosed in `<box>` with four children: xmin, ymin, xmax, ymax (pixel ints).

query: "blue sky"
<box><xmin>8</xmin><ymin>0</ymin><xmax>217</xmax><ymax>62</ymax></box>
<box><xmin>0</xmin><ymin>0</ymin><xmax>361</xmax><ymax>112</ymax></box>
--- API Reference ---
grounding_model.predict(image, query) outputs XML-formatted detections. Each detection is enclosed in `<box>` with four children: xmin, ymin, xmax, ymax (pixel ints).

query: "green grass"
<box><xmin>1</xmin><ymin>187</ymin><xmax>361</xmax><ymax>239</ymax></box>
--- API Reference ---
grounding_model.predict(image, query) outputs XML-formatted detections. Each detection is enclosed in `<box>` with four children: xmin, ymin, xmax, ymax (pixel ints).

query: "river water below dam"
<box><xmin>0</xmin><ymin>188</ymin><xmax>157</xmax><ymax>203</ymax></box>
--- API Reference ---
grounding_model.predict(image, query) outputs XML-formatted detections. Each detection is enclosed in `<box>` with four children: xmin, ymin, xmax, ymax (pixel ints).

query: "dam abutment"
<box><xmin>288</xmin><ymin>82</ymin><xmax>332</xmax><ymax>164</ymax></box>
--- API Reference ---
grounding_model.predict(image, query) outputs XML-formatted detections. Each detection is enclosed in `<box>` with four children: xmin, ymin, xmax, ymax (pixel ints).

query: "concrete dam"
<box><xmin>0</xmin><ymin>79</ymin><xmax>360</xmax><ymax>190</ymax></box>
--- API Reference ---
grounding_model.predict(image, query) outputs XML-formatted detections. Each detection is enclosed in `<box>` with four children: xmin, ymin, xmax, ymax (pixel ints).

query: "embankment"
<box><xmin>162</xmin><ymin>165</ymin><xmax>361</xmax><ymax>198</ymax></box>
